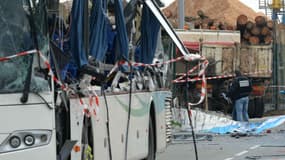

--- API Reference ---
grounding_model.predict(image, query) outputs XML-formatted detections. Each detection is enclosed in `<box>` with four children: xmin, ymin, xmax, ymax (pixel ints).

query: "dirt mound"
<box><xmin>163</xmin><ymin>0</ymin><xmax>265</xmax><ymax>27</ymax></box>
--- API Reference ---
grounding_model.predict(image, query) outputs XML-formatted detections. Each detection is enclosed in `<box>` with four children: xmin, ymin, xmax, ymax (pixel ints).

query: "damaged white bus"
<box><xmin>0</xmin><ymin>0</ymin><xmax>199</xmax><ymax>159</ymax></box>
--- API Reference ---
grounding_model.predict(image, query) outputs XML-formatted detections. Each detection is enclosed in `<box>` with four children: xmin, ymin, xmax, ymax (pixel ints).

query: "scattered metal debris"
<box><xmin>172</xmin><ymin>132</ymin><xmax>213</xmax><ymax>143</ymax></box>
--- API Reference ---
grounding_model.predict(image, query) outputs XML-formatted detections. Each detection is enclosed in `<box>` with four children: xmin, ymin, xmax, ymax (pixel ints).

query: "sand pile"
<box><xmin>163</xmin><ymin>0</ymin><xmax>265</xmax><ymax>27</ymax></box>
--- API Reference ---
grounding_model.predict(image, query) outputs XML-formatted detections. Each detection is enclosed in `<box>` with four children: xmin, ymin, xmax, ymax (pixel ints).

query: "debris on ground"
<box><xmin>172</xmin><ymin>108</ymin><xmax>285</xmax><ymax>137</ymax></box>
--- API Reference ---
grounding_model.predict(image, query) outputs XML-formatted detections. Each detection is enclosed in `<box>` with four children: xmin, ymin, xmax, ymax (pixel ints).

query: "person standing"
<box><xmin>227</xmin><ymin>70</ymin><xmax>253</xmax><ymax>122</ymax></box>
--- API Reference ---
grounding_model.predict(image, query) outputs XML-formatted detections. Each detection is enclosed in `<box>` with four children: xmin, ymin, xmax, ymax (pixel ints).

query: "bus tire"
<box><xmin>144</xmin><ymin>116</ymin><xmax>155</xmax><ymax>160</ymax></box>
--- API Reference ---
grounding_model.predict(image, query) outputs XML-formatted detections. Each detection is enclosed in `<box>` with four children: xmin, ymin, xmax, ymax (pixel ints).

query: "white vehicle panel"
<box><xmin>0</xmin><ymin>104</ymin><xmax>54</xmax><ymax>133</ymax></box>
<box><xmin>70</xmin><ymin>92</ymin><xmax>154</xmax><ymax>160</ymax></box>
<box><xmin>0</xmin><ymin>92</ymin><xmax>53</xmax><ymax>105</ymax></box>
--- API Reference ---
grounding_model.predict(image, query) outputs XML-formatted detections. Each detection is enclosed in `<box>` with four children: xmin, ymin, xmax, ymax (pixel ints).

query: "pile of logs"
<box><xmin>185</xmin><ymin>10</ymin><xmax>234</xmax><ymax>30</ymax></box>
<box><xmin>236</xmin><ymin>14</ymin><xmax>273</xmax><ymax>45</ymax></box>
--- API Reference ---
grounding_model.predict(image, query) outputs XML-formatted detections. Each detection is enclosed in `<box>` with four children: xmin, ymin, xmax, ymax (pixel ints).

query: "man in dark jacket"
<box><xmin>227</xmin><ymin>70</ymin><xmax>252</xmax><ymax>122</ymax></box>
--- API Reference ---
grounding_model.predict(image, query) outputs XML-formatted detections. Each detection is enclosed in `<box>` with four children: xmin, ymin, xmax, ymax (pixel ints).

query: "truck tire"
<box><xmin>143</xmin><ymin>117</ymin><xmax>155</xmax><ymax>160</ymax></box>
<box><xmin>254</xmin><ymin>97</ymin><xmax>264</xmax><ymax>118</ymax></box>
<box><xmin>248</xmin><ymin>97</ymin><xmax>264</xmax><ymax>118</ymax></box>
<box><xmin>248</xmin><ymin>99</ymin><xmax>255</xmax><ymax>118</ymax></box>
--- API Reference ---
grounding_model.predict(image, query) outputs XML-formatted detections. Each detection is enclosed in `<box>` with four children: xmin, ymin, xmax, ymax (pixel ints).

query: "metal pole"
<box><xmin>283</xmin><ymin>0</ymin><xmax>285</xmax><ymax>24</ymax></box>
<box><xmin>272</xmin><ymin>10</ymin><xmax>279</xmax><ymax>110</ymax></box>
<box><xmin>178</xmin><ymin>0</ymin><xmax>185</xmax><ymax>29</ymax></box>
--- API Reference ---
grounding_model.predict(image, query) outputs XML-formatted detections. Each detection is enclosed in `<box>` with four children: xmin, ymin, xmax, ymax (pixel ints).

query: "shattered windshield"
<box><xmin>0</xmin><ymin>0</ymin><xmax>50</xmax><ymax>93</ymax></box>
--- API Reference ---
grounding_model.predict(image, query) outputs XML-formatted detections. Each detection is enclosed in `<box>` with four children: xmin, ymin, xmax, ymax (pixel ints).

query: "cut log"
<box><xmin>226</xmin><ymin>25</ymin><xmax>234</xmax><ymax>30</ymax></box>
<box><xmin>201</xmin><ymin>22</ymin><xmax>209</xmax><ymax>29</ymax></box>
<box><xmin>237</xmin><ymin>14</ymin><xmax>248</xmax><ymax>29</ymax></box>
<box><xmin>194</xmin><ymin>20</ymin><xmax>201</xmax><ymax>29</ymax></box>
<box><xmin>218</xmin><ymin>22</ymin><xmax>226</xmax><ymax>30</ymax></box>
<box><xmin>251</xmin><ymin>26</ymin><xmax>261</xmax><ymax>36</ymax></box>
<box><xmin>197</xmin><ymin>10</ymin><xmax>208</xmax><ymax>19</ymax></box>
<box><xmin>210</xmin><ymin>25</ymin><xmax>217</xmax><ymax>30</ymax></box>
<box><xmin>261</xmin><ymin>26</ymin><xmax>270</xmax><ymax>36</ymax></box>
<box><xmin>255</xmin><ymin>16</ymin><xmax>267</xmax><ymax>27</ymax></box>
<box><xmin>266</xmin><ymin>20</ymin><xmax>274</xmax><ymax>29</ymax></box>
<box><xmin>264</xmin><ymin>36</ymin><xmax>273</xmax><ymax>45</ymax></box>
<box><xmin>184</xmin><ymin>16</ymin><xmax>196</xmax><ymax>22</ymax></box>
<box><xmin>204</xmin><ymin>18</ymin><xmax>214</xmax><ymax>26</ymax></box>
<box><xmin>243</xmin><ymin>30</ymin><xmax>251</xmax><ymax>40</ymax></box>
<box><xmin>246</xmin><ymin>21</ymin><xmax>254</xmax><ymax>31</ymax></box>
<box><xmin>249</xmin><ymin>36</ymin><xmax>260</xmax><ymax>45</ymax></box>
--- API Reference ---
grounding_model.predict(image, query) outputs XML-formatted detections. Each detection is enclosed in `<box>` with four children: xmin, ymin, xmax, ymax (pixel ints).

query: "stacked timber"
<box><xmin>184</xmin><ymin>10</ymin><xmax>234</xmax><ymax>30</ymax></box>
<box><xmin>236</xmin><ymin>15</ymin><xmax>273</xmax><ymax>45</ymax></box>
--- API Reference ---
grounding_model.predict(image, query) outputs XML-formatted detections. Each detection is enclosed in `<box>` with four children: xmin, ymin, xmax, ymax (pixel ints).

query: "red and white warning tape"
<box><xmin>107</xmin><ymin>54</ymin><xmax>204</xmax><ymax>77</ymax></box>
<box><xmin>0</xmin><ymin>49</ymin><xmax>103</xmax><ymax>117</ymax></box>
<box><xmin>107</xmin><ymin>53</ymin><xmax>208</xmax><ymax>106</ymax></box>
<box><xmin>107</xmin><ymin>56</ymin><xmax>186</xmax><ymax>77</ymax></box>
<box><xmin>174</xmin><ymin>70</ymin><xmax>272</xmax><ymax>83</ymax></box>
<box><xmin>0</xmin><ymin>49</ymin><xmax>66</xmax><ymax>89</ymax></box>
<box><xmin>0</xmin><ymin>49</ymin><xmax>37</xmax><ymax>61</ymax></box>
<box><xmin>0</xmin><ymin>50</ymin><xmax>209</xmax><ymax>107</ymax></box>
<box><xmin>78</xmin><ymin>88</ymin><xmax>100</xmax><ymax>118</ymax></box>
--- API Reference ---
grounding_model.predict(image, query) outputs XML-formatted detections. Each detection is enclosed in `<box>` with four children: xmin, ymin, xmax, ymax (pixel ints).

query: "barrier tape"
<box><xmin>87</xmin><ymin>87</ymin><xmax>100</xmax><ymax>117</ymax></box>
<box><xmin>0</xmin><ymin>49</ymin><xmax>37</xmax><ymax>61</ymax></box>
<box><xmin>172</xmin><ymin>60</ymin><xmax>209</xmax><ymax>105</ymax></box>
<box><xmin>187</xmin><ymin>61</ymin><xmax>208</xmax><ymax>106</ymax></box>
<box><xmin>174</xmin><ymin>70</ymin><xmax>272</xmax><ymax>83</ymax></box>
<box><xmin>78</xmin><ymin>89</ymin><xmax>100</xmax><ymax>118</ymax></box>
<box><xmin>107</xmin><ymin>53</ymin><xmax>208</xmax><ymax>106</ymax></box>
<box><xmin>37</xmin><ymin>51</ymin><xmax>66</xmax><ymax>90</ymax></box>
<box><xmin>0</xmin><ymin>49</ymin><xmax>103</xmax><ymax>118</ymax></box>
<box><xmin>0</xmin><ymin>49</ymin><xmax>66</xmax><ymax>90</ymax></box>
<box><xmin>0</xmin><ymin>50</ymin><xmax>208</xmax><ymax>107</ymax></box>
<box><xmin>107</xmin><ymin>54</ymin><xmax>203</xmax><ymax>77</ymax></box>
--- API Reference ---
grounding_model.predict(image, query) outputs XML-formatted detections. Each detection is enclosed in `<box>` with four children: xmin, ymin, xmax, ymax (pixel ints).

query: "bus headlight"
<box><xmin>0</xmin><ymin>130</ymin><xmax>52</xmax><ymax>153</ymax></box>
<box><xmin>9</xmin><ymin>136</ymin><xmax>21</xmax><ymax>148</ymax></box>
<box><xmin>24</xmin><ymin>135</ymin><xmax>35</xmax><ymax>146</ymax></box>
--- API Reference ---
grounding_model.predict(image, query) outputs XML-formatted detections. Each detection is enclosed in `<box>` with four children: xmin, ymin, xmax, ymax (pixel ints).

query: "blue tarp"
<box><xmin>136</xmin><ymin>5</ymin><xmax>160</xmax><ymax>64</ymax></box>
<box><xmin>89</xmin><ymin>0</ymin><xmax>109</xmax><ymax>62</ymax></box>
<box><xmin>90</xmin><ymin>0</ymin><xmax>128</xmax><ymax>62</ymax></box>
<box><xmin>70</xmin><ymin>0</ymin><xmax>88</xmax><ymax>67</ymax></box>
<box><xmin>114</xmin><ymin>0</ymin><xmax>129</xmax><ymax>60</ymax></box>
<box><xmin>204</xmin><ymin>116</ymin><xmax>285</xmax><ymax>134</ymax></box>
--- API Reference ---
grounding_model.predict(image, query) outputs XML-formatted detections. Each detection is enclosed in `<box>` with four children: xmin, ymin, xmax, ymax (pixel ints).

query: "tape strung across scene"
<box><xmin>0</xmin><ymin>49</ymin><xmax>66</xmax><ymax>89</ymax></box>
<box><xmin>0</xmin><ymin>49</ymin><xmax>209</xmax><ymax>106</ymax></box>
<box><xmin>107</xmin><ymin>53</ymin><xmax>209</xmax><ymax>106</ymax></box>
<box><xmin>174</xmin><ymin>70</ymin><xmax>273</xmax><ymax>83</ymax></box>
<box><xmin>0</xmin><ymin>49</ymin><xmax>274</xmax><ymax>108</ymax></box>
<box><xmin>0</xmin><ymin>49</ymin><xmax>102</xmax><ymax>117</ymax></box>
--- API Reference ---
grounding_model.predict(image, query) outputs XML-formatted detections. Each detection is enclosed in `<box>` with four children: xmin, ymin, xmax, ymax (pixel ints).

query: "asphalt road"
<box><xmin>157</xmin><ymin>124</ymin><xmax>285</xmax><ymax>160</ymax></box>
